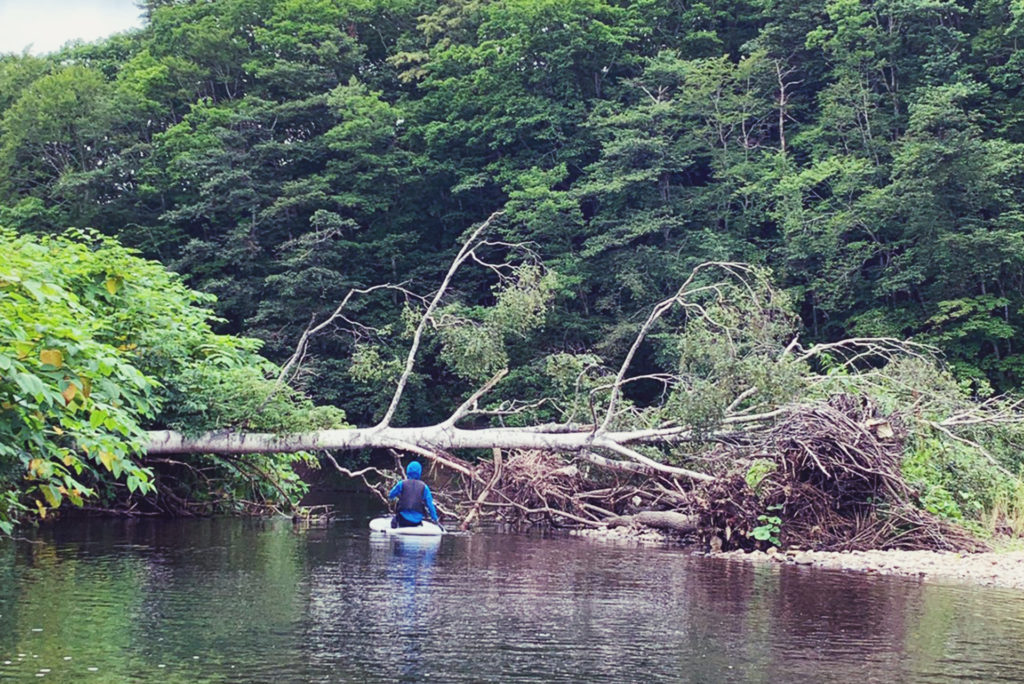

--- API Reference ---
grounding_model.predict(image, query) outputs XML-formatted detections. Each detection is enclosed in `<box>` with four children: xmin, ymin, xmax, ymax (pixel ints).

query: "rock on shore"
<box><xmin>572</xmin><ymin>524</ymin><xmax>675</xmax><ymax>544</ymax></box>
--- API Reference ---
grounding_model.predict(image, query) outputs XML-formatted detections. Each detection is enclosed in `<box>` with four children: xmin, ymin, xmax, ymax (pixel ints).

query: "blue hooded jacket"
<box><xmin>388</xmin><ymin>461</ymin><xmax>438</xmax><ymax>523</ymax></box>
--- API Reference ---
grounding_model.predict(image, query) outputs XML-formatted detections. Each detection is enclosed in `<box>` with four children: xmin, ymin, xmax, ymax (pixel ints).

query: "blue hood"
<box><xmin>406</xmin><ymin>461</ymin><xmax>422</xmax><ymax>479</ymax></box>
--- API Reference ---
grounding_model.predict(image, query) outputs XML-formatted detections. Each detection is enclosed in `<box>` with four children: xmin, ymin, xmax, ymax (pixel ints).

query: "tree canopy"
<box><xmin>3</xmin><ymin>0</ymin><xmax>1024</xmax><ymax>404</ymax></box>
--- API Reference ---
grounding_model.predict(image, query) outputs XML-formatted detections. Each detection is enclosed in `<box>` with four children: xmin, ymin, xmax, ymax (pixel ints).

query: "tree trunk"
<box><xmin>144</xmin><ymin>425</ymin><xmax>716</xmax><ymax>482</ymax></box>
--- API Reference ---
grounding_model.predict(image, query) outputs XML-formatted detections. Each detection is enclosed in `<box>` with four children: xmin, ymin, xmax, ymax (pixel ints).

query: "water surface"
<box><xmin>2</xmin><ymin>506</ymin><xmax>1024</xmax><ymax>682</ymax></box>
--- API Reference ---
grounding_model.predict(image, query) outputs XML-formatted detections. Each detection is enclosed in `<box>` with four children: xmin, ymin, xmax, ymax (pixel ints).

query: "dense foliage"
<box><xmin>4</xmin><ymin>0</ymin><xmax>1024</xmax><ymax>535</ymax></box>
<box><xmin>0</xmin><ymin>230</ymin><xmax>346</xmax><ymax>532</ymax></box>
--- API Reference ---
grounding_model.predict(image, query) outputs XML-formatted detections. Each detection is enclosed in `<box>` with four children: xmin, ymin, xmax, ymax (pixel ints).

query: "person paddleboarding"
<box><xmin>387</xmin><ymin>461</ymin><xmax>439</xmax><ymax>528</ymax></box>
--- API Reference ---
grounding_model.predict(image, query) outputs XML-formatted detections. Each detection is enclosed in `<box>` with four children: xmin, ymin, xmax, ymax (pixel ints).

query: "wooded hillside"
<box><xmin>4</xmin><ymin>0</ymin><xmax>1024</xmax><ymax>406</ymax></box>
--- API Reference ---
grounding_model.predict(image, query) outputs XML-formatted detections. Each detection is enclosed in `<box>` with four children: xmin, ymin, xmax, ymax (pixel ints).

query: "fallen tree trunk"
<box><xmin>145</xmin><ymin>425</ymin><xmax>716</xmax><ymax>482</ymax></box>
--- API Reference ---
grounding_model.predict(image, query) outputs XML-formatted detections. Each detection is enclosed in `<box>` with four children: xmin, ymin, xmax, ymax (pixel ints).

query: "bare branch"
<box><xmin>473</xmin><ymin>397</ymin><xmax>558</xmax><ymax>420</ymax></box>
<box><xmin>600</xmin><ymin>262</ymin><xmax>756</xmax><ymax>432</ymax></box>
<box><xmin>274</xmin><ymin>282</ymin><xmax>413</xmax><ymax>390</ymax></box>
<box><xmin>479</xmin><ymin>498</ymin><xmax>605</xmax><ymax>528</ymax></box>
<box><xmin>322</xmin><ymin>452</ymin><xmax>391</xmax><ymax>505</ymax></box>
<box><xmin>460</xmin><ymin>448</ymin><xmax>503</xmax><ymax>530</ymax></box>
<box><xmin>782</xmin><ymin>334</ymin><xmax>801</xmax><ymax>357</ymax></box>
<box><xmin>577</xmin><ymin>449</ymin><xmax>678</xmax><ymax>477</ymax></box>
<box><xmin>444</xmin><ymin>369</ymin><xmax>509</xmax><ymax>426</ymax></box>
<box><xmin>592</xmin><ymin>438</ymin><xmax>715</xmax><ymax>482</ymax></box>
<box><xmin>796</xmin><ymin>337</ymin><xmax>937</xmax><ymax>366</ymax></box>
<box><xmin>725</xmin><ymin>386</ymin><xmax>760</xmax><ymax>414</ymax></box>
<box><xmin>377</xmin><ymin>210</ymin><xmax>505</xmax><ymax>428</ymax></box>
<box><xmin>722</xmin><ymin>407</ymin><xmax>788</xmax><ymax>425</ymax></box>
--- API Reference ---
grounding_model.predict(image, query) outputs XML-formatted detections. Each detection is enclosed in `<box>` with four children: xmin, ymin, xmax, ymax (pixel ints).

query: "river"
<box><xmin>2</xmin><ymin>500</ymin><xmax>1024</xmax><ymax>683</ymax></box>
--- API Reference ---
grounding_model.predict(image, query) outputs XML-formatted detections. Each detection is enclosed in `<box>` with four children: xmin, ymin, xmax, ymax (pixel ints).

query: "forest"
<box><xmin>4</xmin><ymin>0</ymin><xmax>1024</xmax><ymax>548</ymax></box>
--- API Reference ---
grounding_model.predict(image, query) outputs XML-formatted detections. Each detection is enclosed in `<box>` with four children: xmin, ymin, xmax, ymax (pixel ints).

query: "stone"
<box><xmin>793</xmin><ymin>553</ymin><xmax>815</xmax><ymax>565</ymax></box>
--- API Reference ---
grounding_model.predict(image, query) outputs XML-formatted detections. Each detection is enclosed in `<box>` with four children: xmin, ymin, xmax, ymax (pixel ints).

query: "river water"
<box><xmin>3</xmin><ymin>502</ymin><xmax>1024</xmax><ymax>683</ymax></box>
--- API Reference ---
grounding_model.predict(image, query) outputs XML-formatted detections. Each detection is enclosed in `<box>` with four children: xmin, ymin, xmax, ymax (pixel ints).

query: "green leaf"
<box><xmin>89</xmin><ymin>409</ymin><xmax>108</xmax><ymax>429</ymax></box>
<box><xmin>14</xmin><ymin>372</ymin><xmax>47</xmax><ymax>401</ymax></box>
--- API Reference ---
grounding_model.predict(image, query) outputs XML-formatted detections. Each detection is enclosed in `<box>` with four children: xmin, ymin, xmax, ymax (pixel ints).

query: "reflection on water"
<box><xmin>2</xmin><ymin>508</ymin><xmax>1024</xmax><ymax>683</ymax></box>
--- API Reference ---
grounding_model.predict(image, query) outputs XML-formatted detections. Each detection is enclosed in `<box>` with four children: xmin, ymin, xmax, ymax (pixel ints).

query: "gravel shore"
<box><xmin>709</xmin><ymin>547</ymin><xmax>1024</xmax><ymax>589</ymax></box>
<box><xmin>573</xmin><ymin>526</ymin><xmax>1024</xmax><ymax>589</ymax></box>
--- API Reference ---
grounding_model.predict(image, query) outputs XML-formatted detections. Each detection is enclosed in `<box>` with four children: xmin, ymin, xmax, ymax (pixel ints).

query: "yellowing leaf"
<box><xmin>41</xmin><ymin>485</ymin><xmax>60</xmax><ymax>508</ymax></box>
<box><xmin>104</xmin><ymin>276</ymin><xmax>122</xmax><ymax>295</ymax></box>
<box><xmin>28</xmin><ymin>458</ymin><xmax>44</xmax><ymax>475</ymax></box>
<box><xmin>53</xmin><ymin>425</ymin><xmax>64</xmax><ymax>436</ymax></box>
<box><xmin>39</xmin><ymin>349</ymin><xmax>63</xmax><ymax>368</ymax></box>
<box><xmin>98</xmin><ymin>451</ymin><xmax>115</xmax><ymax>471</ymax></box>
<box><xmin>81</xmin><ymin>377</ymin><xmax>92</xmax><ymax>398</ymax></box>
<box><xmin>61</xmin><ymin>384</ymin><xmax>78</xmax><ymax>405</ymax></box>
<box><xmin>35</xmin><ymin>499</ymin><xmax>47</xmax><ymax>519</ymax></box>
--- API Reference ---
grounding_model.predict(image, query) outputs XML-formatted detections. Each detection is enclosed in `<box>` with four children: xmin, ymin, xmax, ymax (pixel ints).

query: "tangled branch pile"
<box><xmin>418</xmin><ymin>395</ymin><xmax>987</xmax><ymax>552</ymax></box>
<box><xmin>692</xmin><ymin>395</ymin><xmax>986</xmax><ymax>551</ymax></box>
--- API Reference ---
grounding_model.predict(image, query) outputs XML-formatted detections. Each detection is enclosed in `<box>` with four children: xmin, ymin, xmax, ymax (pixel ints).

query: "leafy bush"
<box><xmin>901</xmin><ymin>436</ymin><xmax>1013</xmax><ymax>523</ymax></box>
<box><xmin>0</xmin><ymin>228</ymin><xmax>345</xmax><ymax>532</ymax></box>
<box><xmin>1</xmin><ymin>228</ymin><xmax>158</xmax><ymax>530</ymax></box>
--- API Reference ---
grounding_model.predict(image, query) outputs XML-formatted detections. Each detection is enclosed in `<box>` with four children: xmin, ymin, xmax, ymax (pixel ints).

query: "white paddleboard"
<box><xmin>369</xmin><ymin>516</ymin><xmax>445</xmax><ymax>536</ymax></box>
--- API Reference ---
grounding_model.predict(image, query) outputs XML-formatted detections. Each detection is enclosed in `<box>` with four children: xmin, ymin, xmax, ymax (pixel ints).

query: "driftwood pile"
<box><xmin>427</xmin><ymin>394</ymin><xmax>986</xmax><ymax>552</ymax></box>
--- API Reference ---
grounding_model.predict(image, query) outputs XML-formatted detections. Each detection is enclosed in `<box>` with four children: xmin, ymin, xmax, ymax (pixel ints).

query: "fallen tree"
<box><xmin>147</xmin><ymin>210</ymin><xmax>749</xmax><ymax>482</ymax></box>
<box><xmin>139</xmin><ymin>211</ymin><xmax>1024</xmax><ymax>551</ymax></box>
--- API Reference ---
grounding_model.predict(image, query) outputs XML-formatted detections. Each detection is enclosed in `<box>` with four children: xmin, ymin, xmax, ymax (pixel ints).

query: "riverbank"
<box><xmin>709</xmin><ymin>548</ymin><xmax>1024</xmax><ymax>590</ymax></box>
<box><xmin>572</xmin><ymin>526</ymin><xmax>1024</xmax><ymax>589</ymax></box>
